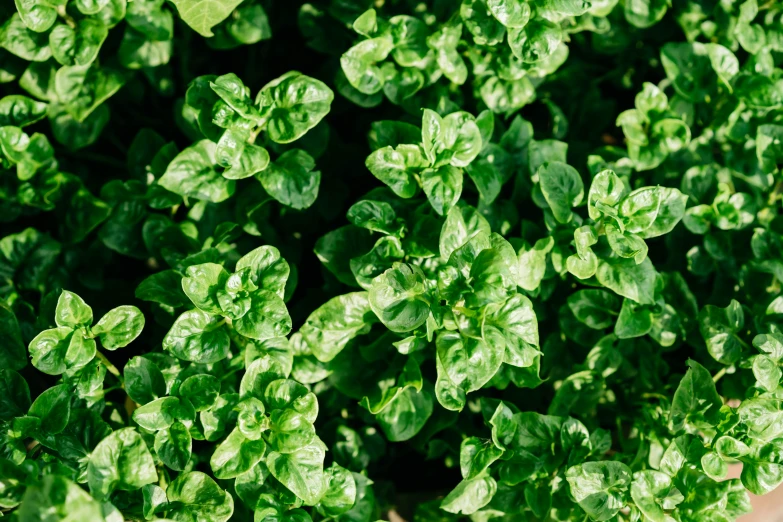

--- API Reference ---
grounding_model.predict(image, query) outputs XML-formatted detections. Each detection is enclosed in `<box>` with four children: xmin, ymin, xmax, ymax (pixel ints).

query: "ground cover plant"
<box><xmin>2</xmin><ymin>0</ymin><xmax>783</xmax><ymax>520</ymax></box>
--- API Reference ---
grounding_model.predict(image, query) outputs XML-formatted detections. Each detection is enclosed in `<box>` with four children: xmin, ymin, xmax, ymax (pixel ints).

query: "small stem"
<box><xmin>737</xmin><ymin>336</ymin><xmax>752</xmax><ymax>351</ymax></box>
<box><xmin>452</xmin><ymin>306</ymin><xmax>475</xmax><ymax>317</ymax></box>
<box><xmin>219</xmin><ymin>367</ymin><xmax>243</xmax><ymax>382</ymax></box>
<box><xmin>56</xmin><ymin>5</ymin><xmax>77</xmax><ymax>28</ymax></box>
<box><xmin>768</xmin><ymin>181</ymin><xmax>783</xmax><ymax>206</ymax></box>
<box><xmin>207</xmin><ymin>318</ymin><xmax>227</xmax><ymax>332</ymax></box>
<box><xmin>247</xmin><ymin>126</ymin><xmax>262</xmax><ymax>145</ymax></box>
<box><xmin>158</xmin><ymin>465</ymin><xmax>168</xmax><ymax>489</ymax></box>
<box><xmin>102</xmin><ymin>385</ymin><xmax>123</xmax><ymax>395</ymax></box>
<box><xmin>641</xmin><ymin>392</ymin><xmax>668</xmax><ymax>401</ymax></box>
<box><xmin>713</xmin><ymin>367</ymin><xmax>728</xmax><ymax>383</ymax></box>
<box><xmin>96</xmin><ymin>350</ymin><xmax>123</xmax><ymax>384</ymax></box>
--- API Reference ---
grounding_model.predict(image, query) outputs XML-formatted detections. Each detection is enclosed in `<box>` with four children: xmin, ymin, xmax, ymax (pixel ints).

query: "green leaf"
<box><xmin>753</xmin><ymin>355</ymin><xmax>781</xmax><ymax>393</ymax></box>
<box><xmin>757</xmin><ymin>125</ymin><xmax>783</xmax><ymax>175</ymax></box>
<box><xmin>0</xmin><ymin>95</ymin><xmax>47</xmax><ymax>127</ymax></box>
<box><xmin>222</xmin><ymin>142</ymin><xmax>269</xmax><ymax>180</ymax></box>
<box><xmin>486</xmin><ymin>0</ymin><xmax>531</xmax><ymax>28</ymax></box>
<box><xmin>14</xmin><ymin>0</ymin><xmax>58</xmax><ymax>33</ymax></box>
<box><xmin>422</xmin><ymin>110</ymin><xmax>482</xmax><ymax>168</ymax></box>
<box><xmin>236</xmin><ymin>245</ymin><xmax>290</xmax><ymax>299</ymax></box>
<box><xmin>143</xmin><ymin>484</ymin><xmax>168</xmax><ymax>519</ymax></box>
<box><xmin>461</xmin><ymin>0</ymin><xmax>505</xmax><ymax>46</ymax></box>
<box><xmin>300</xmin><ymin>292</ymin><xmax>373</xmax><ymax>362</ymax></box>
<box><xmin>233</xmin><ymin>290</ymin><xmax>292</xmax><ymax>341</ymax></box>
<box><xmin>376</xmin><ymin>385</ymin><xmax>433</xmax><ymax>442</ymax></box>
<box><xmin>524</xmin><ymin>481</ymin><xmax>552</xmax><ymax>519</ymax></box>
<box><xmin>241</xmin><ymin>354</ymin><xmax>290</xmax><ymax>401</ymax></box>
<box><xmin>625</xmin><ymin>0</ymin><xmax>669</xmax><ymax>28</ymax></box>
<box><xmin>266</xmin><ymin>438</ymin><xmax>327</xmax><ymax>505</ymax></box>
<box><xmin>421</xmin><ymin>165</ymin><xmax>463</xmax><ymax>216</ymax></box>
<box><xmin>566</xmin><ymin>461</ymin><xmax>632</xmax><ymax>521</ymax></box>
<box><xmin>739</xmin><ymin>398</ymin><xmax>783</xmax><ymax>442</ymax></box>
<box><xmin>165</xmin><ymin>471</ymin><xmax>234</xmax><ymax>521</ymax></box>
<box><xmin>258</xmin><ymin>72</ymin><xmax>334</xmax><ymax>144</ymax></box>
<box><xmin>54</xmin><ymin>63</ymin><xmax>128</xmax><ymax>122</ymax></box>
<box><xmin>258</xmin><ymin>149</ymin><xmax>320</xmax><ymax>209</ymax></box>
<box><xmin>169</xmin><ymin>0</ymin><xmax>244</xmax><ymax>37</ymax></box>
<box><xmin>508</xmin><ymin>19</ymin><xmax>563</xmax><ymax>63</ymax></box>
<box><xmin>159</xmin><ymin>140</ymin><xmax>235</xmax><ymax>203</ymax></box>
<box><xmin>28</xmin><ymin>326</ymin><xmax>94</xmax><ymax>375</ymax></box>
<box><xmin>517</xmin><ymin>237</ymin><xmax>554</xmax><ymax>292</ymax></box>
<box><xmin>619</xmin><ymin>186</ymin><xmax>688</xmax><ymax>238</ymax></box>
<box><xmin>154</xmin><ymin>421</ymin><xmax>192</xmax><ymax>471</ymax></box>
<box><xmin>369</xmin><ymin>263</ymin><xmax>430</xmax><ymax>333</ymax></box>
<box><xmin>754</xmin><ymin>333</ymin><xmax>783</xmax><ymax>360</ymax></box>
<box><xmin>706</xmin><ymin>44</ymin><xmax>739</xmax><ymax>91</ymax></box>
<box><xmin>179</xmin><ymin>374</ymin><xmax>220</xmax><ymax>412</ymax></box>
<box><xmin>0</xmin><ymin>370</ymin><xmax>31</xmax><ymax>421</ymax></box>
<box><xmin>595</xmin><ymin>253</ymin><xmax>658</xmax><ymax>305</ymax></box>
<box><xmin>486</xmin><ymin>294</ymin><xmax>539</xmax><ymax>367</ymax></box>
<box><xmin>88</xmin><ymin>428</ymin><xmax>157</xmax><ymax>500</ymax></box>
<box><xmin>740</xmin><ymin>439</ymin><xmax>783</xmax><ymax>495</ymax></box>
<box><xmin>264</xmin><ymin>379</ymin><xmax>318</xmax><ymax>423</ymax></box>
<box><xmin>124</xmin><ymin>356</ymin><xmax>166</xmax><ymax>404</ymax></box>
<box><xmin>28</xmin><ymin>384</ymin><xmax>71</xmax><ymax>435</ymax></box>
<box><xmin>55</xmin><ymin>290</ymin><xmax>93</xmax><ymax>328</ymax></box>
<box><xmin>49</xmin><ymin>19</ymin><xmax>108</xmax><ymax>66</ymax></box>
<box><xmin>369</xmin><ymin>120</ymin><xmax>421</xmax><ymax>150</ymax></box>
<box><xmin>537</xmin><ymin>162</ymin><xmax>584</xmax><ymax>224</ymax></box>
<box><xmin>436</xmin><ymin>328</ymin><xmax>505</xmax><ymax>408</ymax></box>
<box><xmin>670</xmin><ymin>360</ymin><xmax>722</xmax><ymax>432</ymax></box>
<box><xmin>209</xmin><ymin>73</ymin><xmax>259</xmax><ymax>121</ymax></box>
<box><xmin>1</xmin><ymin>14</ymin><xmax>52</xmax><ymax>62</ymax></box>
<box><xmin>540</xmin><ymin>0</ymin><xmax>592</xmax><ymax>16</ymax></box>
<box><xmin>211</xmin><ymin>427</ymin><xmax>267</xmax><ymax>479</ymax></box>
<box><xmin>18</xmin><ymin>476</ymin><xmax>104</xmax><ymax>521</ymax></box>
<box><xmin>341</xmin><ymin>37</ymin><xmax>394</xmax><ymax>95</ymax></box>
<box><xmin>440</xmin><ymin>472</ymin><xmax>497</xmax><ymax>515</ymax></box>
<box><xmin>267</xmin><ymin>409</ymin><xmax>316</xmax><ymax>453</ymax></box>
<box><xmin>92</xmin><ymin>306</ymin><xmax>145</xmax><ymax>349</ymax></box>
<box><xmin>132</xmin><ymin>396</ymin><xmax>182</xmax><ymax>431</ymax></box>
<box><xmin>182</xmin><ymin>263</ymin><xmax>230</xmax><ymax>314</ymax></box>
<box><xmin>317</xmin><ymin>463</ymin><xmax>357</xmax><ymax>516</ymax></box>
<box><xmin>698</xmin><ymin>300</ymin><xmax>746</xmax><ymax>364</ymax></box>
<box><xmin>460</xmin><ymin>437</ymin><xmax>503</xmax><ymax>479</ymax></box>
<box><xmin>365</xmin><ymin>145</ymin><xmax>422</xmax><ymax>198</ymax></box>
<box><xmin>567</xmin><ymin>290</ymin><xmax>621</xmax><ymax>330</ymax></box>
<box><xmin>630</xmin><ymin>470</ymin><xmax>683</xmax><ymax>522</ymax></box>
<box><xmin>163</xmin><ymin>309</ymin><xmax>230</xmax><ymax>364</ymax></box>
<box><xmin>440</xmin><ymin>204</ymin><xmax>491</xmax><ymax>260</ymax></box>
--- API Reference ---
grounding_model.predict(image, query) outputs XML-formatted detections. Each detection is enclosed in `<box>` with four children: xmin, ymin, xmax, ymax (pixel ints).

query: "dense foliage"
<box><xmin>2</xmin><ymin>0</ymin><xmax>783</xmax><ymax>520</ymax></box>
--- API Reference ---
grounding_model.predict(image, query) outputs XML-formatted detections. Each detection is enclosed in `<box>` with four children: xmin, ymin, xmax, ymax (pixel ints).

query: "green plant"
<box><xmin>3</xmin><ymin>0</ymin><xmax>783</xmax><ymax>521</ymax></box>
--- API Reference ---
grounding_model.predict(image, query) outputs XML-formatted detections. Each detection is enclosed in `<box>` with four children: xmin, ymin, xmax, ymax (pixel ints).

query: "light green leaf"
<box><xmin>169</xmin><ymin>0</ymin><xmax>244</xmax><ymax>37</ymax></box>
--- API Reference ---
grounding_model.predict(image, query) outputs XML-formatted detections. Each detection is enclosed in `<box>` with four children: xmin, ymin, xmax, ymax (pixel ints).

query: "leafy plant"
<box><xmin>4</xmin><ymin>0</ymin><xmax>783</xmax><ymax>521</ymax></box>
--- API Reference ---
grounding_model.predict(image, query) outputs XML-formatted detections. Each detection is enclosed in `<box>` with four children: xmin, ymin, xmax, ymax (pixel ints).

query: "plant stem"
<box><xmin>207</xmin><ymin>318</ymin><xmax>227</xmax><ymax>332</ymax></box>
<box><xmin>56</xmin><ymin>5</ymin><xmax>77</xmax><ymax>28</ymax></box>
<box><xmin>713</xmin><ymin>366</ymin><xmax>729</xmax><ymax>383</ymax></box>
<box><xmin>452</xmin><ymin>306</ymin><xmax>475</xmax><ymax>317</ymax></box>
<box><xmin>96</xmin><ymin>350</ymin><xmax>123</xmax><ymax>384</ymax></box>
<box><xmin>767</xmin><ymin>181</ymin><xmax>783</xmax><ymax>206</ymax></box>
<box><xmin>247</xmin><ymin>126</ymin><xmax>263</xmax><ymax>144</ymax></box>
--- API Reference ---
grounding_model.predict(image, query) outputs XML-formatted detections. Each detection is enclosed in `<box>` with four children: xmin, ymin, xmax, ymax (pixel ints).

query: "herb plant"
<box><xmin>2</xmin><ymin>0</ymin><xmax>783</xmax><ymax>521</ymax></box>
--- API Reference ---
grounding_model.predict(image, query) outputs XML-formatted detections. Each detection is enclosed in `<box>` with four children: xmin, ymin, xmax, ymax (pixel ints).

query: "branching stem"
<box><xmin>96</xmin><ymin>350</ymin><xmax>123</xmax><ymax>384</ymax></box>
